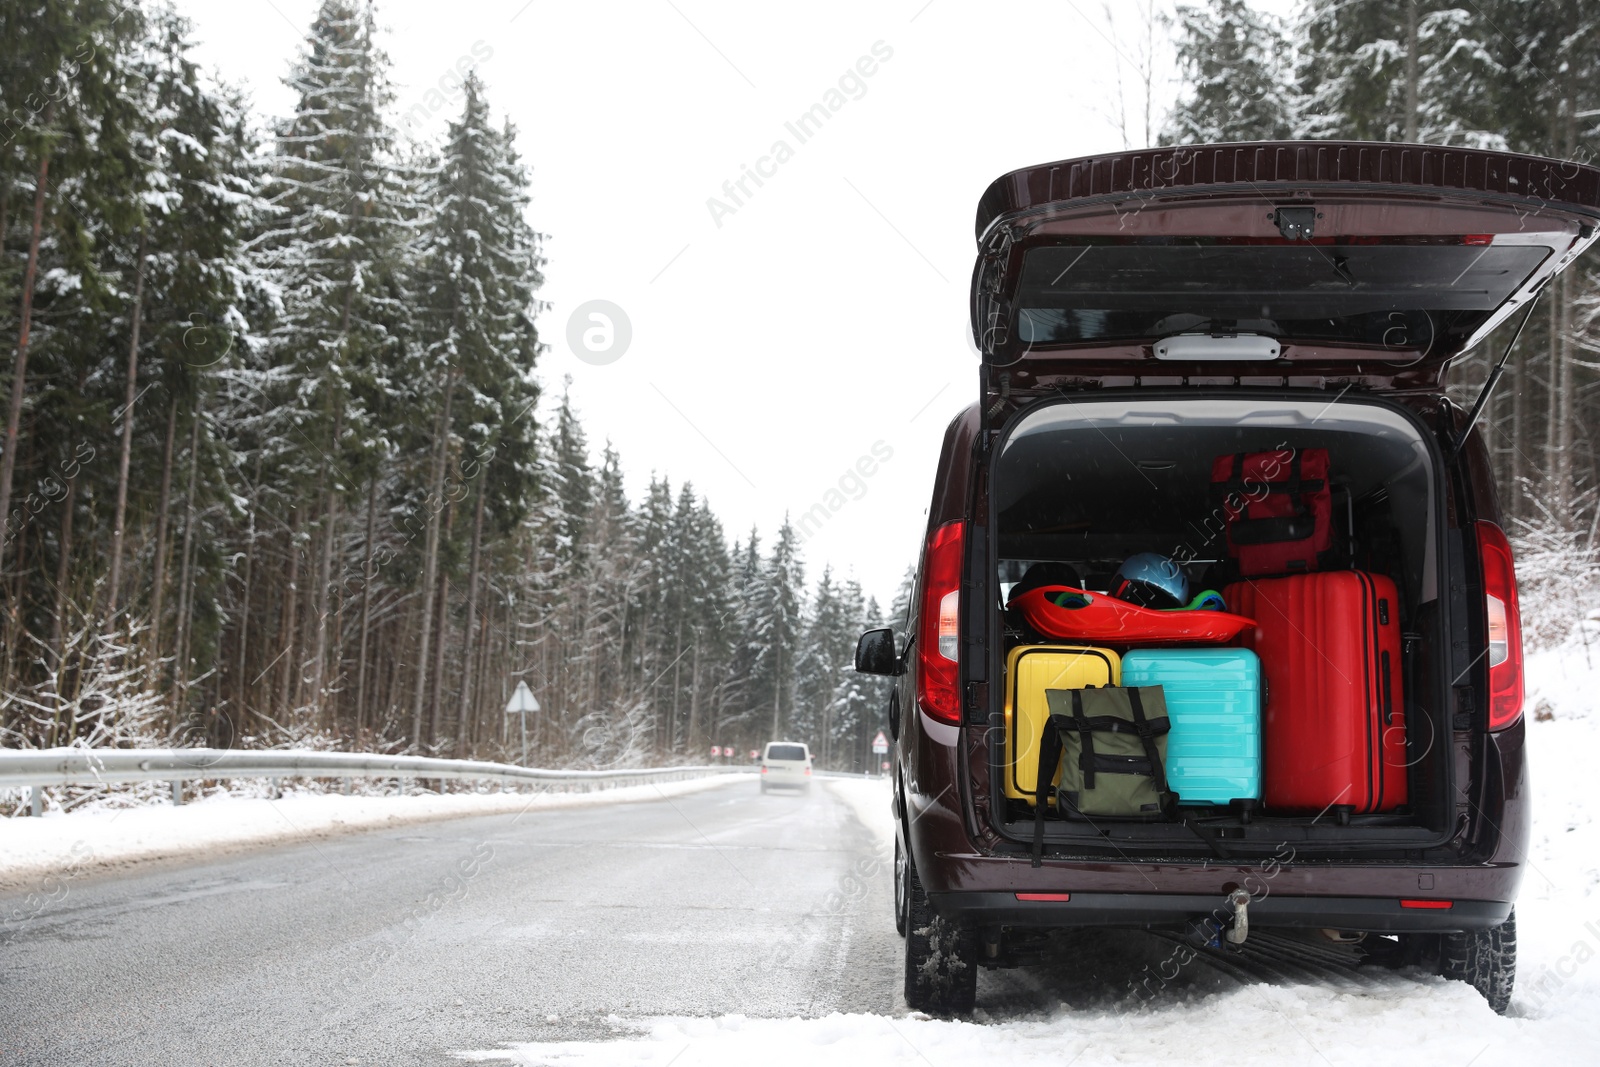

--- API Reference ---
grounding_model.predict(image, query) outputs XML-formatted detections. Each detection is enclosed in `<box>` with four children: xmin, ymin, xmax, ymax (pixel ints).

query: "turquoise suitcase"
<box><xmin>1121</xmin><ymin>649</ymin><xmax>1261</xmax><ymax>805</ymax></box>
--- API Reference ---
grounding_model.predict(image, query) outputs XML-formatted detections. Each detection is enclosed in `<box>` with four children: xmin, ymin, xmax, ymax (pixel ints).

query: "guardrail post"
<box><xmin>171</xmin><ymin>780</ymin><xmax>183</xmax><ymax>806</ymax></box>
<box><xmin>30</xmin><ymin>785</ymin><xmax>42</xmax><ymax>817</ymax></box>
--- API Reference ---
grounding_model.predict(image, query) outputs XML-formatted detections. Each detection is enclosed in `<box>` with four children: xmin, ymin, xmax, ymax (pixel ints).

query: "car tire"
<box><xmin>903</xmin><ymin>855</ymin><xmax>977</xmax><ymax>1015</ymax></box>
<box><xmin>893</xmin><ymin>838</ymin><xmax>909</xmax><ymax>937</ymax></box>
<box><xmin>1434</xmin><ymin>909</ymin><xmax>1517</xmax><ymax>1014</ymax></box>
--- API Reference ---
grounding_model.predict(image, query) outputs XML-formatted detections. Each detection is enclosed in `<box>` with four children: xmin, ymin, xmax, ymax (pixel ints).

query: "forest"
<box><xmin>0</xmin><ymin>0</ymin><xmax>899</xmax><ymax>770</ymax></box>
<box><xmin>1</xmin><ymin>0</ymin><xmax>1597</xmax><ymax>769</ymax></box>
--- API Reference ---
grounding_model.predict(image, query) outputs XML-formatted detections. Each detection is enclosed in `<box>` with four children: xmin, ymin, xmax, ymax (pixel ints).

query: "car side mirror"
<box><xmin>854</xmin><ymin>627</ymin><xmax>901</xmax><ymax>676</ymax></box>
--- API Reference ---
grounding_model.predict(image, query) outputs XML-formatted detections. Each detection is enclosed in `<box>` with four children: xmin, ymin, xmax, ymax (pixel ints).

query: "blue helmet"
<box><xmin>1113</xmin><ymin>552</ymin><xmax>1188</xmax><ymax>610</ymax></box>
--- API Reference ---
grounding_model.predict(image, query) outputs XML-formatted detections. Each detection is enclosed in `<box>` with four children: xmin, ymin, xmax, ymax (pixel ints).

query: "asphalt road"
<box><xmin>0</xmin><ymin>778</ymin><xmax>902</xmax><ymax>1066</ymax></box>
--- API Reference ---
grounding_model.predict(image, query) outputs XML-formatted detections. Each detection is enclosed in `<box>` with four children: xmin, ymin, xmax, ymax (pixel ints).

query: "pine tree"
<box><xmin>410</xmin><ymin>71</ymin><xmax>543</xmax><ymax>746</ymax></box>
<box><xmin>1296</xmin><ymin>1</ymin><xmax>1505</xmax><ymax>146</ymax></box>
<box><xmin>260</xmin><ymin>0</ymin><xmax>408</xmax><ymax>727</ymax></box>
<box><xmin>793</xmin><ymin>565</ymin><xmax>844</xmax><ymax>751</ymax></box>
<box><xmin>1161</xmin><ymin>0</ymin><xmax>1297</xmax><ymax>145</ymax></box>
<box><xmin>751</xmin><ymin>517</ymin><xmax>804</xmax><ymax>739</ymax></box>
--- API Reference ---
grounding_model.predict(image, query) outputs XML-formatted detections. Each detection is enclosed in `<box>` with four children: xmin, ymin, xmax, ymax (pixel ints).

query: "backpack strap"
<box><xmin>1125</xmin><ymin>687</ymin><xmax>1174</xmax><ymax>813</ymax></box>
<box><xmin>1069</xmin><ymin>688</ymin><xmax>1097</xmax><ymax>790</ymax></box>
<box><xmin>1030</xmin><ymin>713</ymin><xmax>1065</xmax><ymax>868</ymax></box>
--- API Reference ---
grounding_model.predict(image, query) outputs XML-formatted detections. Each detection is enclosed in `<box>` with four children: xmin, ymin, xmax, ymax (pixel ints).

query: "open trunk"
<box><xmin>954</xmin><ymin>141</ymin><xmax>1600</xmax><ymax>861</ymax></box>
<box><xmin>984</xmin><ymin>392</ymin><xmax>1454</xmax><ymax>858</ymax></box>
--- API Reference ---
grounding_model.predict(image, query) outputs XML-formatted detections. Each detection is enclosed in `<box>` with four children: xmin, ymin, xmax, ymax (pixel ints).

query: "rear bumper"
<box><xmin>932</xmin><ymin>890</ymin><xmax>1511</xmax><ymax>933</ymax></box>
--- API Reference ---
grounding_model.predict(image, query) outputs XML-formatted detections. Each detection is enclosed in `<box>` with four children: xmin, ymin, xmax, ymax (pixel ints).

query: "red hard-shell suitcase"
<box><xmin>1211</xmin><ymin>448</ymin><xmax>1333</xmax><ymax>576</ymax></box>
<box><xmin>1224</xmin><ymin>571</ymin><xmax>1406</xmax><ymax>814</ymax></box>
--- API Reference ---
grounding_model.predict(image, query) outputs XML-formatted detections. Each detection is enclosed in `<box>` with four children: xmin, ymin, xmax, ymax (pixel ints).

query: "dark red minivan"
<box><xmin>855</xmin><ymin>141</ymin><xmax>1600</xmax><ymax>1015</ymax></box>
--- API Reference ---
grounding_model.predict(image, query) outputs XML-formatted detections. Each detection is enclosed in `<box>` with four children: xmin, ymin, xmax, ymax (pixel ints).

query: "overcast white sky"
<box><xmin>174</xmin><ymin>0</ymin><xmax>1190</xmax><ymax>606</ymax></box>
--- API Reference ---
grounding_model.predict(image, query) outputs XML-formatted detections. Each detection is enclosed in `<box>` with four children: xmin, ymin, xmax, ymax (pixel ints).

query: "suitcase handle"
<box><xmin>1380</xmin><ymin>650</ymin><xmax>1394</xmax><ymax>725</ymax></box>
<box><xmin>1229</xmin><ymin>512</ymin><xmax>1317</xmax><ymax>545</ymax></box>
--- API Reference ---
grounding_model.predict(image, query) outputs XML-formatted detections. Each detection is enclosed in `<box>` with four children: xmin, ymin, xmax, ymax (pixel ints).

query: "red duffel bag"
<box><xmin>1211</xmin><ymin>448</ymin><xmax>1332</xmax><ymax>577</ymax></box>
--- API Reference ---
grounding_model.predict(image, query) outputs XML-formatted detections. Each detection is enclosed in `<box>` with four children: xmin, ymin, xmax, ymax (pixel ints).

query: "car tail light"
<box><xmin>804</xmin><ymin>766</ymin><xmax>811</xmax><ymax>776</ymax></box>
<box><xmin>917</xmin><ymin>521</ymin><xmax>965</xmax><ymax>724</ymax></box>
<box><xmin>1475</xmin><ymin>521</ymin><xmax>1524</xmax><ymax>731</ymax></box>
<box><xmin>760</xmin><ymin>766</ymin><xmax>768</xmax><ymax>774</ymax></box>
<box><xmin>1399</xmin><ymin>899</ymin><xmax>1453</xmax><ymax>909</ymax></box>
<box><xmin>1462</xmin><ymin>234</ymin><xmax>1495</xmax><ymax>246</ymax></box>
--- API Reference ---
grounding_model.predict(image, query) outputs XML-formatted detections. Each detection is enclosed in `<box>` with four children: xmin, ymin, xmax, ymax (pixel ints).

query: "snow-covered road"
<box><xmin>0</xmin><ymin>776</ymin><xmax>901</xmax><ymax>1065</ymax></box>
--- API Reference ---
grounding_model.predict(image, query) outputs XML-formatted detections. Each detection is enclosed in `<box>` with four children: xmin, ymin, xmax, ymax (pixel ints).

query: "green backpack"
<box><xmin>1031</xmin><ymin>686</ymin><xmax>1173</xmax><ymax>862</ymax></box>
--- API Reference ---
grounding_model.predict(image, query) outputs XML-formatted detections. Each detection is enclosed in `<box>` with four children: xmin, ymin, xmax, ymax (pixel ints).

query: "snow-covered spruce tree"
<box><xmin>824</xmin><ymin>579</ymin><xmax>877</xmax><ymax>772</ymax></box>
<box><xmin>518</xmin><ymin>388</ymin><xmax>596</xmax><ymax>758</ymax></box>
<box><xmin>1493</xmin><ymin>2</ymin><xmax>1600</xmax><ymax>531</ymax></box>
<box><xmin>258</xmin><ymin>0</ymin><xmax>408</xmax><ymax>730</ymax></box>
<box><xmin>407</xmin><ymin>71</ymin><xmax>542</xmax><ymax>749</ymax></box>
<box><xmin>121</xmin><ymin>9</ymin><xmax>274</xmax><ymax>729</ymax></box>
<box><xmin>681</xmin><ymin>495</ymin><xmax>732</xmax><ymax>755</ymax></box>
<box><xmin>717</xmin><ymin>529</ymin><xmax>758</xmax><ymax>742</ymax></box>
<box><xmin>794</xmin><ymin>566</ymin><xmax>852</xmax><ymax>763</ymax></box>
<box><xmin>1295</xmin><ymin>0</ymin><xmax>1506</xmax><ymax>146</ymax></box>
<box><xmin>1160</xmin><ymin>0</ymin><xmax>1297</xmax><ymax>145</ymax></box>
<box><xmin>0</xmin><ymin>1</ymin><xmax>149</xmax><ymax>732</ymax></box>
<box><xmin>750</xmin><ymin>517</ymin><xmax>804</xmax><ymax>741</ymax></box>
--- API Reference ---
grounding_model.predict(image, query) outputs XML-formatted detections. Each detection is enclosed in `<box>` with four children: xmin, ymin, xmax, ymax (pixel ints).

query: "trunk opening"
<box><xmin>980</xmin><ymin>391</ymin><xmax>1457</xmax><ymax>858</ymax></box>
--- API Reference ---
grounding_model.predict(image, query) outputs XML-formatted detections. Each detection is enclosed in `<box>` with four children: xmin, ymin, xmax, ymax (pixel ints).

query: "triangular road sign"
<box><xmin>505</xmin><ymin>680</ymin><xmax>540</xmax><ymax>715</ymax></box>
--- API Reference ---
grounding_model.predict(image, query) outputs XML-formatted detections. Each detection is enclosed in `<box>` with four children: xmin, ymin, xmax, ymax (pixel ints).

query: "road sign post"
<box><xmin>505</xmin><ymin>681</ymin><xmax>540</xmax><ymax>767</ymax></box>
<box><xmin>871</xmin><ymin>731</ymin><xmax>889</xmax><ymax>776</ymax></box>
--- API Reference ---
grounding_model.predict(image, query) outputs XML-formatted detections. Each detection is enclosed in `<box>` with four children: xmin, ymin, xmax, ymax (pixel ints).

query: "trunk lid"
<box><xmin>972</xmin><ymin>142</ymin><xmax>1600</xmax><ymax>395</ymax></box>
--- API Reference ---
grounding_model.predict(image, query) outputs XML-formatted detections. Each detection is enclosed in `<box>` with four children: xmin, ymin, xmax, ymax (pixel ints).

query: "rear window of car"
<box><xmin>1013</xmin><ymin>239</ymin><xmax>1549</xmax><ymax>350</ymax></box>
<box><xmin>765</xmin><ymin>744</ymin><xmax>807</xmax><ymax>761</ymax></box>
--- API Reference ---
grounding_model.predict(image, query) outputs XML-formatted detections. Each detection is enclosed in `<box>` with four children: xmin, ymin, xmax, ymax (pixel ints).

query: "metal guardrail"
<box><xmin>0</xmin><ymin>748</ymin><xmax>748</xmax><ymax>815</ymax></box>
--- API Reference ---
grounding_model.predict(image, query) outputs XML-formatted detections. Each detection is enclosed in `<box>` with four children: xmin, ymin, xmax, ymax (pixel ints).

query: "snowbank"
<box><xmin>0</xmin><ymin>773</ymin><xmax>752</xmax><ymax>890</ymax></box>
<box><xmin>455</xmin><ymin>987</ymin><xmax>1588</xmax><ymax>1066</ymax></box>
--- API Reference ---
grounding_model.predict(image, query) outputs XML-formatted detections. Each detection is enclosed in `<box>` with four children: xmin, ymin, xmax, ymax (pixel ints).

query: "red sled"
<box><xmin>1211</xmin><ymin>448</ymin><xmax>1333</xmax><ymax>577</ymax></box>
<box><xmin>1010</xmin><ymin>586</ymin><xmax>1256</xmax><ymax>645</ymax></box>
<box><xmin>1224</xmin><ymin>571</ymin><xmax>1407</xmax><ymax>815</ymax></box>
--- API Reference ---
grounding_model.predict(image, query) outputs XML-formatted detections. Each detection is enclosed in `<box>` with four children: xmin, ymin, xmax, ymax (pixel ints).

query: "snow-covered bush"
<box><xmin>1512</xmin><ymin>501</ymin><xmax>1600</xmax><ymax>652</ymax></box>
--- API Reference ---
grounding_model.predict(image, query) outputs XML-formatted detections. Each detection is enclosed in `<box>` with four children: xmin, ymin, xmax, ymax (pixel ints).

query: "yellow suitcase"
<box><xmin>1004</xmin><ymin>645</ymin><xmax>1121</xmax><ymax>804</ymax></box>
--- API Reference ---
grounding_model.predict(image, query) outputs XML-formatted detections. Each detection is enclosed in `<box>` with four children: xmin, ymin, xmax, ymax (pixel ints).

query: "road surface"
<box><xmin>0</xmin><ymin>778</ymin><xmax>901</xmax><ymax>1065</ymax></box>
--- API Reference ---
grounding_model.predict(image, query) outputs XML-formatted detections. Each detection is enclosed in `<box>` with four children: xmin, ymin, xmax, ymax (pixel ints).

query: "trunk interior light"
<box><xmin>917</xmin><ymin>521</ymin><xmax>966</xmax><ymax>724</ymax></box>
<box><xmin>1475</xmin><ymin>521</ymin><xmax>1525</xmax><ymax>731</ymax></box>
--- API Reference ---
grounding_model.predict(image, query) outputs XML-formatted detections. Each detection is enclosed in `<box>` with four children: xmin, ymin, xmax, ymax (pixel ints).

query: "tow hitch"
<box><xmin>1226</xmin><ymin>889</ymin><xmax>1251</xmax><ymax>945</ymax></box>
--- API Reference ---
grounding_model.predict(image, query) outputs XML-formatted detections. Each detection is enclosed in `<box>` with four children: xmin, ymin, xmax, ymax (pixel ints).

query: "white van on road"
<box><xmin>760</xmin><ymin>742</ymin><xmax>812</xmax><ymax>794</ymax></box>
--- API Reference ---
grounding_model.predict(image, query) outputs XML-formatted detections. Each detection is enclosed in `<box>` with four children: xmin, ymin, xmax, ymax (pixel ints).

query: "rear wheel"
<box><xmin>1434</xmin><ymin>910</ymin><xmax>1517</xmax><ymax>1014</ymax></box>
<box><xmin>903</xmin><ymin>856</ymin><xmax>977</xmax><ymax>1015</ymax></box>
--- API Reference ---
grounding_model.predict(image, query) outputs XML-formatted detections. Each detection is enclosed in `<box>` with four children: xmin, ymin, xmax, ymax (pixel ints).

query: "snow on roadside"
<box><xmin>455</xmin><ymin>984</ymin><xmax>1586</xmax><ymax>1066</ymax></box>
<box><xmin>0</xmin><ymin>773</ymin><xmax>753</xmax><ymax>890</ymax></box>
<box><xmin>823</xmin><ymin>775</ymin><xmax>894</xmax><ymax>855</ymax></box>
<box><xmin>1517</xmin><ymin>639</ymin><xmax>1600</xmax><ymax>1026</ymax></box>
